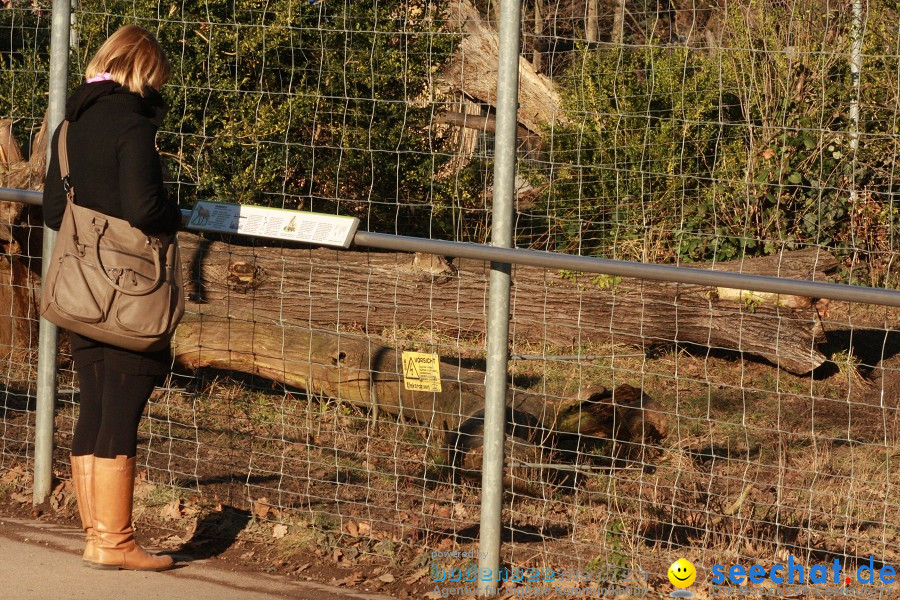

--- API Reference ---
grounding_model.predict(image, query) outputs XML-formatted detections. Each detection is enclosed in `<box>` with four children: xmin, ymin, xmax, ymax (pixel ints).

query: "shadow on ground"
<box><xmin>176</xmin><ymin>505</ymin><xmax>252</xmax><ymax>561</ymax></box>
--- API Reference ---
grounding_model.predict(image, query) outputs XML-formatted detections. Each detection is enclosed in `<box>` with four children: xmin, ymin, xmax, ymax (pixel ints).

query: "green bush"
<box><xmin>531</xmin><ymin>42</ymin><xmax>730</xmax><ymax>260</ymax></box>
<box><xmin>532</xmin><ymin>2</ymin><xmax>899</xmax><ymax>283</ymax></box>
<box><xmin>0</xmin><ymin>6</ymin><xmax>51</xmax><ymax>156</ymax></box>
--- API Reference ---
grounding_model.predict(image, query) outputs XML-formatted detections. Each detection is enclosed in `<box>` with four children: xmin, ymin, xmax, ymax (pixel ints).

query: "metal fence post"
<box><xmin>476</xmin><ymin>0</ymin><xmax>520</xmax><ymax>596</ymax></box>
<box><xmin>33</xmin><ymin>0</ymin><xmax>71</xmax><ymax>507</ymax></box>
<box><xmin>848</xmin><ymin>0</ymin><xmax>863</xmax><ymax>209</ymax></box>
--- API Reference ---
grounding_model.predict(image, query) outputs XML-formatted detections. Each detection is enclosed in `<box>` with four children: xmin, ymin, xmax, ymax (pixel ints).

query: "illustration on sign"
<box><xmin>401</xmin><ymin>351</ymin><xmax>442</xmax><ymax>392</ymax></box>
<box><xmin>187</xmin><ymin>201</ymin><xmax>359</xmax><ymax>248</ymax></box>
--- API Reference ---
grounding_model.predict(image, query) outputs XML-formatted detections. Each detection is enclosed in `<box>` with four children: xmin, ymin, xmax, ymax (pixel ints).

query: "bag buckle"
<box><xmin>91</xmin><ymin>216</ymin><xmax>108</xmax><ymax>235</ymax></box>
<box><xmin>62</xmin><ymin>176</ymin><xmax>71</xmax><ymax>193</ymax></box>
<box><xmin>71</xmin><ymin>233</ymin><xmax>86</xmax><ymax>257</ymax></box>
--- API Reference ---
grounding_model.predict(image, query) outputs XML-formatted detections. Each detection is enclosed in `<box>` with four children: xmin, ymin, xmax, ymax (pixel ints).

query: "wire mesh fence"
<box><xmin>1</xmin><ymin>0</ymin><xmax>899</xmax><ymax>597</ymax></box>
<box><xmin>0</xmin><ymin>0</ymin><xmax>51</xmax><ymax>483</ymax></box>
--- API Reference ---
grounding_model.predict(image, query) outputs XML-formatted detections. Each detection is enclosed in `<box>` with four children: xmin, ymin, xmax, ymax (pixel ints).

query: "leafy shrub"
<box><xmin>0</xmin><ymin>6</ymin><xmax>51</xmax><ymax>157</ymax></box>
<box><xmin>531</xmin><ymin>2</ymin><xmax>899</xmax><ymax>283</ymax></box>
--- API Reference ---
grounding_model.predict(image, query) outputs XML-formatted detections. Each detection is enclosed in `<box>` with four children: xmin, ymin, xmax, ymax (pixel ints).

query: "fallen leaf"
<box><xmin>435</xmin><ymin>537</ymin><xmax>453</xmax><ymax>552</ymax></box>
<box><xmin>346</xmin><ymin>520</ymin><xmax>359</xmax><ymax>536</ymax></box>
<box><xmin>253</xmin><ymin>497</ymin><xmax>271</xmax><ymax>519</ymax></box>
<box><xmin>357</xmin><ymin>521</ymin><xmax>371</xmax><ymax>536</ymax></box>
<box><xmin>133</xmin><ymin>480</ymin><xmax>154</xmax><ymax>500</ymax></box>
<box><xmin>1</xmin><ymin>466</ymin><xmax>24</xmax><ymax>484</ymax></box>
<box><xmin>10</xmin><ymin>492</ymin><xmax>30</xmax><ymax>504</ymax></box>
<box><xmin>405</xmin><ymin>567</ymin><xmax>430</xmax><ymax>584</ymax></box>
<box><xmin>161</xmin><ymin>500</ymin><xmax>182</xmax><ymax>520</ymax></box>
<box><xmin>50</xmin><ymin>483</ymin><xmax>67</xmax><ymax>511</ymax></box>
<box><xmin>378</xmin><ymin>573</ymin><xmax>395</xmax><ymax>583</ymax></box>
<box><xmin>272</xmin><ymin>524</ymin><xmax>288</xmax><ymax>539</ymax></box>
<box><xmin>296</xmin><ymin>563</ymin><xmax>311</xmax><ymax>573</ymax></box>
<box><xmin>424</xmin><ymin>591</ymin><xmax>443</xmax><ymax>599</ymax></box>
<box><xmin>453</xmin><ymin>502</ymin><xmax>468</xmax><ymax>519</ymax></box>
<box><xmin>340</xmin><ymin>571</ymin><xmax>363</xmax><ymax>586</ymax></box>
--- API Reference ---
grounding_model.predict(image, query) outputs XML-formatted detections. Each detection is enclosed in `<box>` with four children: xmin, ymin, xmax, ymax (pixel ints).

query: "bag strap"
<box><xmin>88</xmin><ymin>215</ymin><xmax>164</xmax><ymax>296</ymax></box>
<box><xmin>58</xmin><ymin>120</ymin><xmax>74</xmax><ymax>202</ymax></box>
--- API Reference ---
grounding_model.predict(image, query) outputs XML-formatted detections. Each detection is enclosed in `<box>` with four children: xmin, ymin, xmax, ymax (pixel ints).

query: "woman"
<box><xmin>43</xmin><ymin>25</ymin><xmax>183</xmax><ymax>571</ymax></box>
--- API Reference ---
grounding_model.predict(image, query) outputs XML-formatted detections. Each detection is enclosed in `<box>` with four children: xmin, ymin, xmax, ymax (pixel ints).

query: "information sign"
<box><xmin>187</xmin><ymin>201</ymin><xmax>359</xmax><ymax>248</ymax></box>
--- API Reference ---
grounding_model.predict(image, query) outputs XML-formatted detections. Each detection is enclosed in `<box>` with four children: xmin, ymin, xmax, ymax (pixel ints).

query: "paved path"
<box><xmin>0</xmin><ymin>516</ymin><xmax>396</xmax><ymax>600</ymax></box>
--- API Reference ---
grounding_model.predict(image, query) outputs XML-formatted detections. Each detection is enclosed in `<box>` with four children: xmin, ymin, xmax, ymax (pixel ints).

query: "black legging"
<box><xmin>71</xmin><ymin>361</ymin><xmax>158</xmax><ymax>459</ymax></box>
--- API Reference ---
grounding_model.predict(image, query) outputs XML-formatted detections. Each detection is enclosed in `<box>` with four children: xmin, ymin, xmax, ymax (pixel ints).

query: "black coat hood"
<box><xmin>65</xmin><ymin>81</ymin><xmax>168</xmax><ymax>125</ymax></box>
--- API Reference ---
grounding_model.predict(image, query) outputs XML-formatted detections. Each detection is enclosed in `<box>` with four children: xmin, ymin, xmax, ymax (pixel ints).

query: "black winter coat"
<box><xmin>43</xmin><ymin>82</ymin><xmax>182</xmax><ymax>376</ymax></box>
<box><xmin>43</xmin><ymin>81</ymin><xmax>181</xmax><ymax>233</ymax></box>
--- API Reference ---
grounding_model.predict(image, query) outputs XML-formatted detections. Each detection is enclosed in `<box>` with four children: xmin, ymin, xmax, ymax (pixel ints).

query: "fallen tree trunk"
<box><xmin>172</xmin><ymin>306</ymin><xmax>669</xmax><ymax>480</ymax></box>
<box><xmin>180</xmin><ymin>232</ymin><xmax>836</xmax><ymax>374</ymax></box>
<box><xmin>0</xmin><ymin>117</ymin><xmax>47</xmax><ymax>360</ymax></box>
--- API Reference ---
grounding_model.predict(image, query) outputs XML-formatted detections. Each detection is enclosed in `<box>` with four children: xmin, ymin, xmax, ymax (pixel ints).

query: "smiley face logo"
<box><xmin>668</xmin><ymin>558</ymin><xmax>697</xmax><ymax>589</ymax></box>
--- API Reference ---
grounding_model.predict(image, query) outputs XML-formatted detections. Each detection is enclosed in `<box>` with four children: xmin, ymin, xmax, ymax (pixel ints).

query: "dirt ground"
<box><xmin>1</xmin><ymin>302</ymin><xmax>899</xmax><ymax>599</ymax></box>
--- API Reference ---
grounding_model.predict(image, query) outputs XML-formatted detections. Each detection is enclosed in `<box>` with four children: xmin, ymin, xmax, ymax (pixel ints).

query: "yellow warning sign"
<box><xmin>401</xmin><ymin>351</ymin><xmax>442</xmax><ymax>392</ymax></box>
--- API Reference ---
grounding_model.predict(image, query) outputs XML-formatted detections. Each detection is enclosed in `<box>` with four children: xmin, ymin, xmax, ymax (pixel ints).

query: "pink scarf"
<box><xmin>86</xmin><ymin>72</ymin><xmax>113</xmax><ymax>83</ymax></box>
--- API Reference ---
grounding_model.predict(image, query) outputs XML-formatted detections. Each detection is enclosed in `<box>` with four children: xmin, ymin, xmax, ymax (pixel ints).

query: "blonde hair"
<box><xmin>85</xmin><ymin>25</ymin><xmax>171</xmax><ymax>95</ymax></box>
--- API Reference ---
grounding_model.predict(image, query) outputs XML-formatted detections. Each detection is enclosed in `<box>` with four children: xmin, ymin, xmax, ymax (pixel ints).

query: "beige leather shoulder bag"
<box><xmin>40</xmin><ymin>121</ymin><xmax>184</xmax><ymax>352</ymax></box>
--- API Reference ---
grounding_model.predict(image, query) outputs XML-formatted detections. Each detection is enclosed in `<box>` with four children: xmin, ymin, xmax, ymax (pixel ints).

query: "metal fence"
<box><xmin>2</xmin><ymin>0</ymin><xmax>900</xmax><ymax>597</ymax></box>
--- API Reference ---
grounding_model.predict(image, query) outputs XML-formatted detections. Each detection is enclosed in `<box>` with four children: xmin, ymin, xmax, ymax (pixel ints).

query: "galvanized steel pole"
<box><xmin>848</xmin><ymin>0</ymin><xmax>863</xmax><ymax>208</ymax></box>
<box><xmin>34</xmin><ymin>0</ymin><xmax>71</xmax><ymax>506</ymax></box>
<box><xmin>476</xmin><ymin>0</ymin><xmax>520</xmax><ymax>596</ymax></box>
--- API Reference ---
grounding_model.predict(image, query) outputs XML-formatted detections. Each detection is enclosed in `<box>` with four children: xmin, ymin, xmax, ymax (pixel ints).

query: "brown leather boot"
<box><xmin>70</xmin><ymin>454</ymin><xmax>99</xmax><ymax>563</ymax></box>
<box><xmin>90</xmin><ymin>455</ymin><xmax>174</xmax><ymax>571</ymax></box>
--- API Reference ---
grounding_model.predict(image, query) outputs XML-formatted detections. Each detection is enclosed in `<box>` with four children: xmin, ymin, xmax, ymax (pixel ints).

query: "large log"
<box><xmin>172</xmin><ymin>306</ymin><xmax>669</xmax><ymax>482</ymax></box>
<box><xmin>179</xmin><ymin>232</ymin><xmax>836</xmax><ymax>374</ymax></box>
<box><xmin>0</xmin><ymin>118</ymin><xmax>46</xmax><ymax>361</ymax></box>
<box><xmin>0</xmin><ymin>249</ymin><xmax>39</xmax><ymax>361</ymax></box>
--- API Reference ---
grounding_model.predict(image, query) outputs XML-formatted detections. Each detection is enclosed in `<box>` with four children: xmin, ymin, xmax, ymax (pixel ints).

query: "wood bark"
<box><xmin>532</xmin><ymin>0</ymin><xmax>543</xmax><ymax>72</ymax></box>
<box><xmin>585</xmin><ymin>0</ymin><xmax>599</xmax><ymax>43</ymax></box>
<box><xmin>434</xmin><ymin>111</ymin><xmax>543</xmax><ymax>153</ymax></box>
<box><xmin>442</xmin><ymin>0</ymin><xmax>562</xmax><ymax>133</ymax></box>
<box><xmin>0</xmin><ymin>119</ymin><xmax>24</xmax><ymax>164</ymax></box>
<box><xmin>612</xmin><ymin>0</ymin><xmax>626</xmax><ymax>44</ymax></box>
<box><xmin>0</xmin><ymin>117</ymin><xmax>46</xmax><ymax>360</ymax></box>
<box><xmin>179</xmin><ymin>232</ymin><xmax>836</xmax><ymax>374</ymax></box>
<box><xmin>172</xmin><ymin>306</ymin><xmax>669</xmax><ymax>474</ymax></box>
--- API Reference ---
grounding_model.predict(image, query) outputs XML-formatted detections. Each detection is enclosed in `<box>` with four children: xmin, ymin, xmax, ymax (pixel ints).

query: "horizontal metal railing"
<box><xmin>7</xmin><ymin>186</ymin><xmax>900</xmax><ymax>307</ymax></box>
